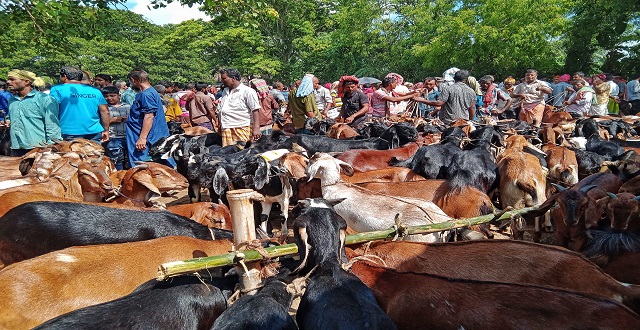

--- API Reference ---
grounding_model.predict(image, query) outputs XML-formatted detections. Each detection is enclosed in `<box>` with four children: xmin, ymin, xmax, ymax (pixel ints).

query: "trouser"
<box><xmin>104</xmin><ymin>138</ymin><xmax>126</xmax><ymax>170</ymax></box>
<box><xmin>630</xmin><ymin>100</ymin><xmax>640</xmax><ymax>115</ymax></box>
<box><xmin>11</xmin><ymin>148</ymin><xmax>31</xmax><ymax>157</ymax></box>
<box><xmin>62</xmin><ymin>132</ymin><xmax>102</xmax><ymax>143</ymax></box>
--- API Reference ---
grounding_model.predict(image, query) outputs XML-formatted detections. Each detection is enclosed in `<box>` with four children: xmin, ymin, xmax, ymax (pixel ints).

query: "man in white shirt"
<box><xmin>312</xmin><ymin>77</ymin><xmax>334</xmax><ymax>117</ymax></box>
<box><xmin>217</xmin><ymin>68</ymin><xmax>261</xmax><ymax>146</ymax></box>
<box><xmin>564</xmin><ymin>79</ymin><xmax>594</xmax><ymax>118</ymax></box>
<box><xmin>512</xmin><ymin>69</ymin><xmax>552</xmax><ymax>126</ymax></box>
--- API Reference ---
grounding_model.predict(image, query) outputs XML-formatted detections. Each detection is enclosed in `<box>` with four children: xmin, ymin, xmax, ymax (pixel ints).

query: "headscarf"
<box><xmin>385</xmin><ymin>73</ymin><xmax>404</xmax><ymax>85</ymax></box>
<box><xmin>8</xmin><ymin>69</ymin><xmax>45</xmax><ymax>88</ymax></box>
<box><xmin>249</xmin><ymin>78</ymin><xmax>270</xmax><ymax>99</ymax></box>
<box><xmin>296</xmin><ymin>74</ymin><xmax>315</xmax><ymax>98</ymax></box>
<box><xmin>324</xmin><ymin>83</ymin><xmax>331</xmax><ymax>90</ymax></box>
<box><xmin>8</xmin><ymin>69</ymin><xmax>37</xmax><ymax>82</ymax></box>
<box><xmin>595</xmin><ymin>74</ymin><xmax>606</xmax><ymax>81</ymax></box>
<box><xmin>559</xmin><ymin>74</ymin><xmax>570</xmax><ymax>82</ymax></box>
<box><xmin>338</xmin><ymin>75</ymin><xmax>359</xmax><ymax>97</ymax></box>
<box><xmin>443</xmin><ymin>67</ymin><xmax>460</xmax><ymax>84</ymax></box>
<box><xmin>467</xmin><ymin>76</ymin><xmax>482</xmax><ymax>96</ymax></box>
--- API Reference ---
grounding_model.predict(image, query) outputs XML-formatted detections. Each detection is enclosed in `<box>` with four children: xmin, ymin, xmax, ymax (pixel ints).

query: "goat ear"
<box><xmin>388</xmin><ymin>127</ymin><xmax>400</xmax><ymax>149</ymax></box>
<box><xmin>253</xmin><ymin>159</ymin><xmax>269</xmax><ymax>190</ymax></box>
<box><xmin>133</xmin><ymin>171</ymin><xmax>161</xmax><ymax>201</ymax></box>
<box><xmin>337</xmin><ymin>160</ymin><xmax>354</xmax><ymax>177</ymax></box>
<box><xmin>325</xmin><ymin>198</ymin><xmax>347</xmax><ymax>207</ymax></box>
<box><xmin>293</xmin><ymin>226</ymin><xmax>310</xmax><ymax>274</ymax></box>
<box><xmin>19</xmin><ymin>157</ymin><xmax>36</xmax><ymax>176</ymax></box>
<box><xmin>213</xmin><ymin>167</ymin><xmax>229</xmax><ymax>196</ymax></box>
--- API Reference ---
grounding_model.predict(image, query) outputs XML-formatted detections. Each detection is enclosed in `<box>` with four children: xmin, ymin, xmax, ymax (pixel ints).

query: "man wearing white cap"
<box><xmin>5</xmin><ymin>69</ymin><xmax>61</xmax><ymax>156</ymax></box>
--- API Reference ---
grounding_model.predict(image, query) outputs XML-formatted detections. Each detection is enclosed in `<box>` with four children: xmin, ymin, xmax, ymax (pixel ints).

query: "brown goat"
<box><xmin>0</xmin><ymin>236</ymin><xmax>234</xmax><ymax>329</ymax></box>
<box><xmin>109</xmin><ymin>162</ymin><xmax>188</xmax><ymax>207</ymax></box>
<box><xmin>336</xmin><ymin>142</ymin><xmax>421</xmax><ymax>172</ymax></box>
<box><xmin>341</xmin><ymin>168</ymin><xmax>425</xmax><ymax>183</ymax></box>
<box><xmin>531</xmin><ymin>173</ymin><xmax>622</xmax><ymax>251</ymax></box>
<box><xmin>542</xmin><ymin>109</ymin><xmax>573</xmax><ymax>125</ymax></box>
<box><xmin>0</xmin><ymin>157</ymin><xmax>114</xmax><ymax>202</ymax></box>
<box><xmin>601</xmin><ymin>252</ymin><xmax>640</xmax><ymax>285</ymax></box>
<box><xmin>619</xmin><ymin>175</ymin><xmax>640</xmax><ymax>194</ymax></box>
<box><xmin>497</xmin><ymin>149</ymin><xmax>547</xmax><ymax>241</ymax></box>
<box><xmin>326</xmin><ymin>123</ymin><xmax>359</xmax><ymax>139</ymax></box>
<box><xmin>348</xmin><ymin>240</ymin><xmax>640</xmax><ymax>313</ymax></box>
<box><xmin>350</xmin><ymin>262</ymin><xmax>640</xmax><ymax>330</ymax></box>
<box><xmin>542</xmin><ymin>143</ymin><xmax>579</xmax><ymax>185</ymax></box>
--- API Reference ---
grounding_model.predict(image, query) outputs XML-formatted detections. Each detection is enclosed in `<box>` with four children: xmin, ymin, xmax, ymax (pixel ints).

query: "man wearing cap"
<box><xmin>50</xmin><ymin>66</ymin><xmax>110</xmax><ymax>143</ymax></box>
<box><xmin>5</xmin><ymin>69</ymin><xmax>62</xmax><ymax>156</ymax></box>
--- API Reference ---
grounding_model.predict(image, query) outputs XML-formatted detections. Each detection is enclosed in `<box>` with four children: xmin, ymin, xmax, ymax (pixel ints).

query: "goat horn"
<box><xmin>69</xmin><ymin>162</ymin><xmax>79</xmax><ymax>168</ymax></box>
<box><xmin>579</xmin><ymin>185</ymin><xmax>598</xmax><ymax>193</ymax></box>
<box><xmin>606</xmin><ymin>192</ymin><xmax>618</xmax><ymax>199</ymax></box>
<box><xmin>551</xmin><ymin>183</ymin><xmax>567</xmax><ymax>192</ymax></box>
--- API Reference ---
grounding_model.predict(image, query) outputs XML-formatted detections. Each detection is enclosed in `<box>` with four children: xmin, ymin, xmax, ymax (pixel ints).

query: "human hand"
<box><xmin>345</xmin><ymin>116</ymin><xmax>354</xmax><ymax>124</ymax></box>
<box><xmin>101</xmin><ymin>131</ymin><xmax>110</xmax><ymax>143</ymax></box>
<box><xmin>136</xmin><ymin>137</ymin><xmax>147</xmax><ymax>151</ymax></box>
<box><xmin>252</xmin><ymin>132</ymin><xmax>262</xmax><ymax>141</ymax></box>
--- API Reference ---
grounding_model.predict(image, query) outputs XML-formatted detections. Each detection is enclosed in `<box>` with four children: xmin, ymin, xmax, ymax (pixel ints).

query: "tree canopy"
<box><xmin>0</xmin><ymin>0</ymin><xmax>638</xmax><ymax>84</ymax></box>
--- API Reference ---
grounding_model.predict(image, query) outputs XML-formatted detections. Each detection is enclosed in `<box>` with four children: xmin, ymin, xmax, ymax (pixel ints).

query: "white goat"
<box><xmin>306</xmin><ymin>153</ymin><xmax>452</xmax><ymax>242</ymax></box>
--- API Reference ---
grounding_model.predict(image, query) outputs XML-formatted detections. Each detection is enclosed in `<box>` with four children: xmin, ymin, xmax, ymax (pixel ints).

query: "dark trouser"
<box><xmin>103</xmin><ymin>138</ymin><xmax>126</xmax><ymax>170</ymax></box>
<box><xmin>11</xmin><ymin>148</ymin><xmax>31</xmax><ymax>157</ymax></box>
<box><xmin>630</xmin><ymin>100</ymin><xmax>640</xmax><ymax>115</ymax></box>
<box><xmin>62</xmin><ymin>132</ymin><xmax>102</xmax><ymax>143</ymax></box>
<box><xmin>568</xmin><ymin>112</ymin><xmax>583</xmax><ymax>119</ymax></box>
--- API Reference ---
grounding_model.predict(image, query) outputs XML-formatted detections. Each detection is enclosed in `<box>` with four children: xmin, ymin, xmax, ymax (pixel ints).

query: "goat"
<box><xmin>326</xmin><ymin>123</ymin><xmax>360</xmax><ymax>139</ymax></box>
<box><xmin>528</xmin><ymin>172</ymin><xmax>622</xmax><ymax>251</ymax></box>
<box><xmin>307</xmin><ymin>153</ymin><xmax>451</xmax><ymax>242</ymax></box>
<box><xmin>542</xmin><ymin>143</ymin><xmax>579</xmax><ymax>185</ymax></box>
<box><xmin>0</xmin><ymin>236</ymin><xmax>234</xmax><ymax>329</ymax></box>
<box><xmin>0</xmin><ymin>201</ymin><xmax>233</xmax><ymax>268</ymax></box>
<box><xmin>211</xmin><ymin>270</ymin><xmax>297</xmax><ymax>330</ymax></box>
<box><xmin>341</xmin><ymin>167</ymin><xmax>425</xmax><ymax>183</ymax></box>
<box><xmin>351</xmin><ymin>262</ymin><xmax>640</xmax><ymax>330</ymax></box>
<box><xmin>337</xmin><ymin>142</ymin><xmax>422</xmax><ymax>172</ymax></box>
<box><xmin>109</xmin><ymin>162</ymin><xmax>188</xmax><ymax>207</ymax></box>
<box><xmin>33</xmin><ymin>275</ymin><xmax>229</xmax><ymax>330</ymax></box>
<box><xmin>292</xmin><ymin>198</ymin><xmax>397</xmax><ymax>330</ymax></box>
<box><xmin>347</xmin><ymin>240</ymin><xmax>640</xmax><ymax>314</ymax></box>
<box><xmin>497</xmin><ymin>148</ymin><xmax>547</xmax><ymax>241</ymax></box>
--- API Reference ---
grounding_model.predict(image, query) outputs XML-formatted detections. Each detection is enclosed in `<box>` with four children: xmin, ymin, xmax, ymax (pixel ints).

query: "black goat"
<box><xmin>277</xmin><ymin>135</ymin><xmax>390</xmax><ymax>155</ymax></box>
<box><xmin>34</xmin><ymin>275</ymin><xmax>230</xmax><ymax>330</ymax></box>
<box><xmin>211</xmin><ymin>270</ymin><xmax>297</xmax><ymax>330</ymax></box>
<box><xmin>0</xmin><ymin>201</ymin><xmax>233</xmax><ymax>267</ymax></box>
<box><xmin>292</xmin><ymin>198</ymin><xmax>396</xmax><ymax>330</ymax></box>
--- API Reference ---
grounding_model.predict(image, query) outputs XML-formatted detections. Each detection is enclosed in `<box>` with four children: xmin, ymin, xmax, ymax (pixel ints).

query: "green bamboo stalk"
<box><xmin>157</xmin><ymin>206</ymin><xmax>537</xmax><ymax>280</ymax></box>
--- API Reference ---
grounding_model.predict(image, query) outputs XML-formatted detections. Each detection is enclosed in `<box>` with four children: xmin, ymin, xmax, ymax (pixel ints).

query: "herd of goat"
<box><xmin>0</xmin><ymin>112</ymin><xmax>639</xmax><ymax>328</ymax></box>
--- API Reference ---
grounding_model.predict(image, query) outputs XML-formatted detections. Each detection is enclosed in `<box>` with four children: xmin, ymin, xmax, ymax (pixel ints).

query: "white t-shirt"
<box><xmin>218</xmin><ymin>84</ymin><xmax>261</xmax><ymax>129</ymax></box>
<box><xmin>514</xmin><ymin>80</ymin><xmax>550</xmax><ymax>105</ymax></box>
<box><xmin>390</xmin><ymin>84</ymin><xmax>410</xmax><ymax>114</ymax></box>
<box><xmin>312</xmin><ymin>86</ymin><xmax>333</xmax><ymax>111</ymax></box>
<box><xmin>608</xmin><ymin>81</ymin><xmax>619</xmax><ymax>97</ymax></box>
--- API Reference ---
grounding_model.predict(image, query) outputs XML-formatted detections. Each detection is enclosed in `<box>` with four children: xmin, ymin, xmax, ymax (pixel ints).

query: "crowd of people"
<box><xmin>1</xmin><ymin>65</ymin><xmax>639</xmax><ymax>169</ymax></box>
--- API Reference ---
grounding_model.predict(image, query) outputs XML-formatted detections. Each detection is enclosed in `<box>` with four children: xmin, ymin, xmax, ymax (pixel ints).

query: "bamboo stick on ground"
<box><xmin>157</xmin><ymin>206</ymin><xmax>537</xmax><ymax>280</ymax></box>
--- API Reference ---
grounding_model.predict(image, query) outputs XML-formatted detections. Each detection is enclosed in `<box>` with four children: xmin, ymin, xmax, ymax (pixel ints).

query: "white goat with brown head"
<box><xmin>306</xmin><ymin>153</ymin><xmax>451</xmax><ymax>242</ymax></box>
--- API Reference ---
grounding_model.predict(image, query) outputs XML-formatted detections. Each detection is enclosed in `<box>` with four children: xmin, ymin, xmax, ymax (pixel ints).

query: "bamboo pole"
<box><xmin>157</xmin><ymin>206</ymin><xmax>537</xmax><ymax>280</ymax></box>
<box><xmin>226</xmin><ymin>189</ymin><xmax>263</xmax><ymax>294</ymax></box>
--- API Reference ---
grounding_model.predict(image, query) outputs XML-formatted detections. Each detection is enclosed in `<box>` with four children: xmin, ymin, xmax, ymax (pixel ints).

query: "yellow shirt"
<box><xmin>164</xmin><ymin>96</ymin><xmax>182</xmax><ymax>121</ymax></box>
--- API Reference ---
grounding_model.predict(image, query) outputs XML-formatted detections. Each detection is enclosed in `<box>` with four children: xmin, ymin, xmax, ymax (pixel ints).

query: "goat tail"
<box><xmin>516</xmin><ymin>180</ymin><xmax>540</xmax><ymax>205</ymax></box>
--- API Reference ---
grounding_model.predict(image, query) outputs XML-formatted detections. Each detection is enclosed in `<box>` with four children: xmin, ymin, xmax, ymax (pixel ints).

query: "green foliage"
<box><xmin>0</xmin><ymin>0</ymin><xmax>639</xmax><ymax>85</ymax></box>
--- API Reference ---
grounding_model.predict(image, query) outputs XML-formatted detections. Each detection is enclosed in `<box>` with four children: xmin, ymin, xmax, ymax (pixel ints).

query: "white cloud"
<box><xmin>124</xmin><ymin>0</ymin><xmax>210</xmax><ymax>25</ymax></box>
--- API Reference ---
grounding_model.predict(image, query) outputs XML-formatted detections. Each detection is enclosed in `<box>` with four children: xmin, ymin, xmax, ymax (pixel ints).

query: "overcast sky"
<box><xmin>123</xmin><ymin>0</ymin><xmax>210</xmax><ymax>25</ymax></box>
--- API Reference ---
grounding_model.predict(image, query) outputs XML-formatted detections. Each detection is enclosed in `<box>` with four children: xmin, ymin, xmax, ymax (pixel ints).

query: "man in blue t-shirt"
<box><xmin>49</xmin><ymin>66</ymin><xmax>110</xmax><ymax>143</ymax></box>
<box><xmin>125</xmin><ymin>69</ymin><xmax>174</xmax><ymax>168</ymax></box>
<box><xmin>0</xmin><ymin>80</ymin><xmax>13</xmax><ymax>120</ymax></box>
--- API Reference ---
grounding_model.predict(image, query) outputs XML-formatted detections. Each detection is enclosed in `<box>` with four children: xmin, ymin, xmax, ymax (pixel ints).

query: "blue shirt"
<box><xmin>549</xmin><ymin>82</ymin><xmax>571</xmax><ymax>106</ymax></box>
<box><xmin>0</xmin><ymin>90</ymin><xmax>12</xmax><ymax>119</ymax></box>
<box><xmin>121</xmin><ymin>88</ymin><xmax>137</xmax><ymax>105</ymax></box>
<box><xmin>419</xmin><ymin>89</ymin><xmax>441</xmax><ymax>113</ymax></box>
<box><xmin>628</xmin><ymin>79</ymin><xmax>640</xmax><ymax>101</ymax></box>
<box><xmin>50</xmin><ymin>83</ymin><xmax>107</xmax><ymax>135</ymax></box>
<box><xmin>7</xmin><ymin>90</ymin><xmax>62</xmax><ymax>149</ymax></box>
<box><xmin>126</xmin><ymin>87</ymin><xmax>170</xmax><ymax>145</ymax></box>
